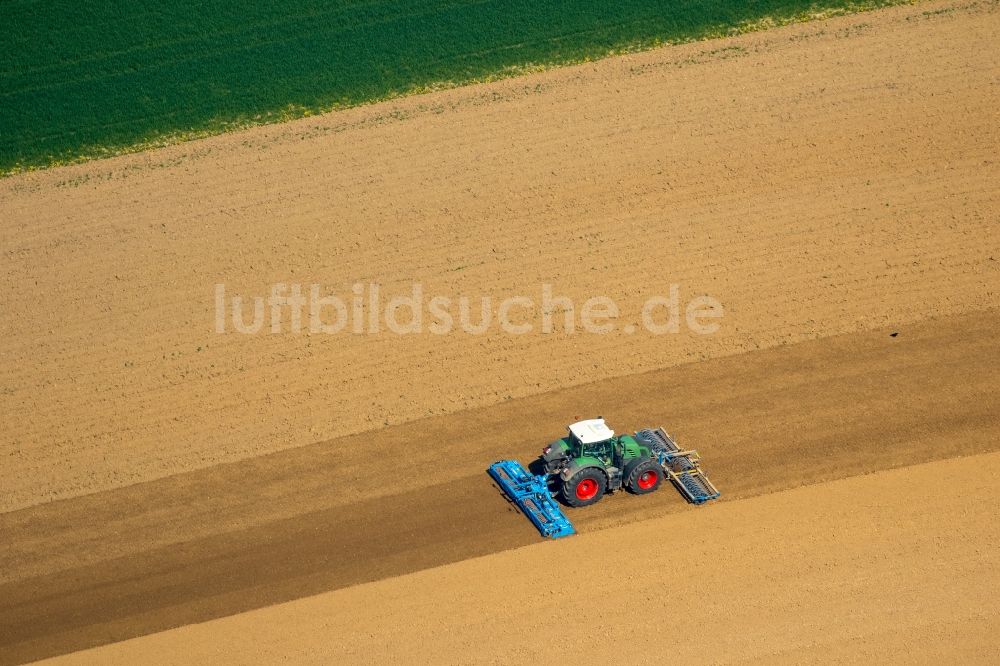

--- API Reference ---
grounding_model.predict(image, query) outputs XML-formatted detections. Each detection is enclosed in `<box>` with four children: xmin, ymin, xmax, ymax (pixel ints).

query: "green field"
<box><xmin>2</xmin><ymin>0</ymin><xmax>905</xmax><ymax>175</ymax></box>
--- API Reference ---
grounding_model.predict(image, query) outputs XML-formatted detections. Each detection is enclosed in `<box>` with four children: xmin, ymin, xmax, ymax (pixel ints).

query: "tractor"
<box><xmin>540</xmin><ymin>418</ymin><xmax>661</xmax><ymax>506</ymax></box>
<box><xmin>488</xmin><ymin>418</ymin><xmax>719</xmax><ymax>539</ymax></box>
<box><xmin>539</xmin><ymin>418</ymin><xmax>719</xmax><ymax>507</ymax></box>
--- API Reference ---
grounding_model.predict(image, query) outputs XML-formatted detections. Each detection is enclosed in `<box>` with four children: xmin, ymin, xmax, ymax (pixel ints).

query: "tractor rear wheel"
<box><xmin>627</xmin><ymin>459</ymin><xmax>663</xmax><ymax>495</ymax></box>
<box><xmin>562</xmin><ymin>468</ymin><xmax>607</xmax><ymax>507</ymax></box>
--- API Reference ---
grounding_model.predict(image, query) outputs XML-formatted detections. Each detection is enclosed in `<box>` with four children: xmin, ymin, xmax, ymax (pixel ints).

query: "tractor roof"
<box><xmin>568</xmin><ymin>418</ymin><xmax>614</xmax><ymax>444</ymax></box>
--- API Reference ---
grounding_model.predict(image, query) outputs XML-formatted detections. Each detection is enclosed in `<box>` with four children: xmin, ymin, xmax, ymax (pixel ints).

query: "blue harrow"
<box><xmin>635</xmin><ymin>428</ymin><xmax>721</xmax><ymax>504</ymax></box>
<box><xmin>488</xmin><ymin>460</ymin><xmax>576</xmax><ymax>539</ymax></box>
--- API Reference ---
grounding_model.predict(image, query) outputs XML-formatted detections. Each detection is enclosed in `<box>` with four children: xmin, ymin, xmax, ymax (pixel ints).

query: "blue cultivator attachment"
<box><xmin>488</xmin><ymin>460</ymin><xmax>575</xmax><ymax>539</ymax></box>
<box><xmin>636</xmin><ymin>428</ymin><xmax>721</xmax><ymax>504</ymax></box>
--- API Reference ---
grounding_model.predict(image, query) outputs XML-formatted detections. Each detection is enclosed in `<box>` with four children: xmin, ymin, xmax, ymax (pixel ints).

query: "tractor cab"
<box><xmin>568</xmin><ymin>418</ymin><xmax>616</xmax><ymax>465</ymax></box>
<box><xmin>541</xmin><ymin>418</ymin><xmax>618</xmax><ymax>473</ymax></box>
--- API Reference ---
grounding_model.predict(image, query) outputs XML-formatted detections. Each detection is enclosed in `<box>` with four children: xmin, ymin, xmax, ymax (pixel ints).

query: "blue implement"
<box><xmin>488</xmin><ymin>460</ymin><xmax>576</xmax><ymax>539</ymax></box>
<box><xmin>635</xmin><ymin>427</ymin><xmax>721</xmax><ymax>504</ymax></box>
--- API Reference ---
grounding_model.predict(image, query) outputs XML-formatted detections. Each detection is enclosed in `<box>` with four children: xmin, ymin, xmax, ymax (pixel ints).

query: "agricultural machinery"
<box><xmin>488</xmin><ymin>418</ymin><xmax>720</xmax><ymax>539</ymax></box>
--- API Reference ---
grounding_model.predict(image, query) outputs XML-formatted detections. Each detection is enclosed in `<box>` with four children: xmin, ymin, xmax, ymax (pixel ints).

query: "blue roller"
<box><xmin>488</xmin><ymin>460</ymin><xmax>575</xmax><ymax>539</ymax></box>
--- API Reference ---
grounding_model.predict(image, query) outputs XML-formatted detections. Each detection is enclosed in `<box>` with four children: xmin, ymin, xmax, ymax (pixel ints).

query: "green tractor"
<box><xmin>539</xmin><ymin>418</ymin><xmax>720</xmax><ymax>507</ymax></box>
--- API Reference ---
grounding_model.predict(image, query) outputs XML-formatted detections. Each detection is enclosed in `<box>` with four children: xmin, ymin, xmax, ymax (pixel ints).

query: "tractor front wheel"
<box><xmin>562</xmin><ymin>468</ymin><xmax>607</xmax><ymax>507</ymax></box>
<box><xmin>627</xmin><ymin>459</ymin><xmax>663</xmax><ymax>495</ymax></box>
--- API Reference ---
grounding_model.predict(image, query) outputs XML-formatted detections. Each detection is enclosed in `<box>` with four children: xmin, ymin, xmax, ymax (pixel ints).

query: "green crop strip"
<box><xmin>1</xmin><ymin>0</ymin><xmax>913</xmax><ymax>175</ymax></box>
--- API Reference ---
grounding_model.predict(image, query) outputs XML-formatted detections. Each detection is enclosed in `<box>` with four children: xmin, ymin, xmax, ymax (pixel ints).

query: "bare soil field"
<box><xmin>38</xmin><ymin>451</ymin><xmax>1000</xmax><ymax>665</ymax></box>
<box><xmin>1</xmin><ymin>310</ymin><xmax>997</xmax><ymax>664</ymax></box>
<box><xmin>1</xmin><ymin>0</ymin><xmax>998</xmax><ymax>663</ymax></box>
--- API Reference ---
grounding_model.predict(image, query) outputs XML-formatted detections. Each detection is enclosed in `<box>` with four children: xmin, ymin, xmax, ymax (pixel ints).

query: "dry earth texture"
<box><xmin>38</xmin><ymin>452</ymin><xmax>1000</xmax><ymax>665</ymax></box>
<box><xmin>1</xmin><ymin>310</ymin><xmax>998</xmax><ymax>663</ymax></box>
<box><xmin>0</xmin><ymin>0</ymin><xmax>998</xmax><ymax>663</ymax></box>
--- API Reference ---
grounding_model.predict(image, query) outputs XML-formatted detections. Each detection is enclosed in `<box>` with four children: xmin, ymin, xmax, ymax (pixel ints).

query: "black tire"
<box><xmin>626</xmin><ymin>458</ymin><xmax>663</xmax><ymax>495</ymax></box>
<box><xmin>561</xmin><ymin>468</ymin><xmax>607</xmax><ymax>507</ymax></box>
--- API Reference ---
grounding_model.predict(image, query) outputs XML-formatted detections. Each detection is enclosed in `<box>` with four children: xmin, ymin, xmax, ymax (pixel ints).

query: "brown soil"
<box><xmin>2</xmin><ymin>311</ymin><xmax>998</xmax><ymax>664</ymax></box>
<box><xmin>1</xmin><ymin>0</ymin><xmax>998</xmax><ymax>663</ymax></box>
<box><xmin>40</xmin><ymin>452</ymin><xmax>1000</xmax><ymax>665</ymax></box>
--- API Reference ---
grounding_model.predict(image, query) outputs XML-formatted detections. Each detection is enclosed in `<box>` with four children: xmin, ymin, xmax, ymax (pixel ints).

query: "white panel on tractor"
<box><xmin>568</xmin><ymin>419</ymin><xmax>614</xmax><ymax>444</ymax></box>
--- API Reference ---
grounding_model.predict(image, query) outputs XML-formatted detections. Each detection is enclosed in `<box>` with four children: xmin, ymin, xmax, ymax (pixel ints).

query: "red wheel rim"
<box><xmin>576</xmin><ymin>478</ymin><xmax>598</xmax><ymax>500</ymax></box>
<box><xmin>637</xmin><ymin>470</ymin><xmax>658</xmax><ymax>490</ymax></box>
